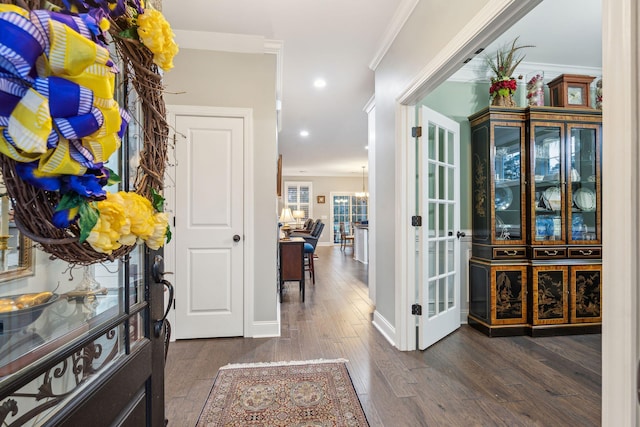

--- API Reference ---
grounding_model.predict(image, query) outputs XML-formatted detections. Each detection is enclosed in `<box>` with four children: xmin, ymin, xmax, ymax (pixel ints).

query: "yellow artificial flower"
<box><xmin>86</xmin><ymin>191</ymin><xmax>169</xmax><ymax>253</ymax></box>
<box><xmin>146</xmin><ymin>212</ymin><xmax>169</xmax><ymax>250</ymax></box>
<box><xmin>137</xmin><ymin>9</ymin><xmax>178</xmax><ymax>71</ymax></box>
<box><xmin>87</xmin><ymin>194</ymin><xmax>131</xmax><ymax>254</ymax></box>
<box><xmin>120</xmin><ymin>191</ymin><xmax>155</xmax><ymax>239</ymax></box>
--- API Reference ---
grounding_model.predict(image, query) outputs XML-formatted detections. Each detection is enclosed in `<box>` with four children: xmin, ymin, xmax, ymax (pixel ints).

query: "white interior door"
<box><xmin>174</xmin><ymin>114</ymin><xmax>244</xmax><ymax>338</ymax></box>
<box><xmin>418</xmin><ymin>105</ymin><xmax>461</xmax><ymax>349</ymax></box>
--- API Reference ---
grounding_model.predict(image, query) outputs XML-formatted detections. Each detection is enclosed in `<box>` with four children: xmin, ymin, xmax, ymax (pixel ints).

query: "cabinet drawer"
<box><xmin>493</xmin><ymin>247</ymin><xmax>527</xmax><ymax>259</ymax></box>
<box><xmin>568</xmin><ymin>247</ymin><xmax>601</xmax><ymax>259</ymax></box>
<box><xmin>532</xmin><ymin>247</ymin><xmax>567</xmax><ymax>259</ymax></box>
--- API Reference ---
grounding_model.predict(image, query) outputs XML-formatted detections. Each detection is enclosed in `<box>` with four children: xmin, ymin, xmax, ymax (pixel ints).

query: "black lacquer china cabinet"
<box><xmin>468</xmin><ymin>106</ymin><xmax>602</xmax><ymax>337</ymax></box>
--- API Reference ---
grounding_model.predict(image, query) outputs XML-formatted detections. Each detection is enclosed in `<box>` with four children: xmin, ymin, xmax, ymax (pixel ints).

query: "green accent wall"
<box><xmin>417</xmin><ymin>80</ymin><xmax>491</xmax><ymax>229</ymax></box>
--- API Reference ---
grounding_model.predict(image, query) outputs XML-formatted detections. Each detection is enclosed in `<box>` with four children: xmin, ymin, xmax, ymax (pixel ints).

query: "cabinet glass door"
<box><xmin>532</xmin><ymin>124</ymin><xmax>565</xmax><ymax>244</ymax></box>
<box><xmin>493</xmin><ymin>124</ymin><xmax>524</xmax><ymax>243</ymax></box>
<box><xmin>567</xmin><ymin>124</ymin><xmax>600</xmax><ymax>244</ymax></box>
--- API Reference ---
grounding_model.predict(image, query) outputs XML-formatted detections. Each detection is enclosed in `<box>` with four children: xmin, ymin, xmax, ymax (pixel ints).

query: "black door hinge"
<box><xmin>412</xmin><ymin>304</ymin><xmax>422</xmax><ymax>316</ymax></box>
<box><xmin>411</xmin><ymin>126</ymin><xmax>422</xmax><ymax>138</ymax></box>
<box><xmin>411</xmin><ymin>216</ymin><xmax>422</xmax><ymax>227</ymax></box>
<box><xmin>173</xmin><ymin>299</ymin><xmax>176</xmax><ymax>310</ymax></box>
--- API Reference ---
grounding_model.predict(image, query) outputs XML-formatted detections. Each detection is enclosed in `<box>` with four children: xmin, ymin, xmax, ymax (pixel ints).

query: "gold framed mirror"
<box><xmin>0</xmin><ymin>180</ymin><xmax>34</xmax><ymax>283</ymax></box>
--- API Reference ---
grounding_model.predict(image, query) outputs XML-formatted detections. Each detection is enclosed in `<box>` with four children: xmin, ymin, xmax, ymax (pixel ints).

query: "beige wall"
<box><xmin>373</xmin><ymin>0</ymin><xmax>489</xmax><ymax>330</ymax></box>
<box><xmin>163</xmin><ymin>48</ymin><xmax>278</xmax><ymax>324</ymax></box>
<box><xmin>281</xmin><ymin>175</ymin><xmax>366</xmax><ymax>245</ymax></box>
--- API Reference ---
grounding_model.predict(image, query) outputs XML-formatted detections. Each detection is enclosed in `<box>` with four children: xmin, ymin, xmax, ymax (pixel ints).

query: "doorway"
<box><xmin>165</xmin><ymin>105</ymin><xmax>254</xmax><ymax>339</ymax></box>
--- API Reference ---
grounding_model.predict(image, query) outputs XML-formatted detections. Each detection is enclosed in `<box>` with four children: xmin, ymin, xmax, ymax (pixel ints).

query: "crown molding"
<box><xmin>173</xmin><ymin>30</ymin><xmax>284</xmax><ymax>132</ymax></box>
<box><xmin>363</xmin><ymin>94</ymin><xmax>375</xmax><ymax>113</ymax></box>
<box><xmin>369</xmin><ymin>0</ymin><xmax>419</xmax><ymax>71</ymax></box>
<box><xmin>265</xmin><ymin>39</ymin><xmax>284</xmax><ymax>132</ymax></box>
<box><xmin>174</xmin><ymin>30</ymin><xmax>265</xmax><ymax>53</ymax></box>
<box><xmin>447</xmin><ymin>57</ymin><xmax>602</xmax><ymax>83</ymax></box>
<box><xmin>397</xmin><ymin>0</ymin><xmax>541</xmax><ymax>105</ymax></box>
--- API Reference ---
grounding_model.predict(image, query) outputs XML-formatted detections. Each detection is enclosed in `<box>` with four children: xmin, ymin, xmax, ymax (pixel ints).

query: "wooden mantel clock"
<box><xmin>547</xmin><ymin>74</ymin><xmax>595</xmax><ymax>108</ymax></box>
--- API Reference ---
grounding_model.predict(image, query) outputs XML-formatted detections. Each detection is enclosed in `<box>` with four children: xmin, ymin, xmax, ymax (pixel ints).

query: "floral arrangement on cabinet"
<box><xmin>487</xmin><ymin>37</ymin><xmax>533</xmax><ymax>107</ymax></box>
<box><xmin>0</xmin><ymin>0</ymin><xmax>178</xmax><ymax>261</ymax></box>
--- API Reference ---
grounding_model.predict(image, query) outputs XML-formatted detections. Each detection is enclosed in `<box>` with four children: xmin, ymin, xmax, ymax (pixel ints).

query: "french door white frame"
<box><xmin>394</xmin><ymin>0</ymin><xmax>542</xmax><ymax>353</ymax></box>
<box><xmin>392</xmin><ymin>0</ymin><xmax>636</xmax><ymax>423</ymax></box>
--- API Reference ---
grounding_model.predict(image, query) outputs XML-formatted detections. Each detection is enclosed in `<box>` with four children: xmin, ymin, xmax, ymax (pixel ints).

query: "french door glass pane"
<box><xmin>438</xmin><ymin>277</ymin><xmax>446</xmax><ymax>313</ymax></box>
<box><xmin>447</xmin><ymin>275</ymin><xmax>455</xmax><ymax>309</ymax></box>
<box><xmin>438</xmin><ymin>166</ymin><xmax>445</xmax><ymax>200</ymax></box>
<box><xmin>428</xmin><ymin>280</ymin><xmax>436</xmax><ymax>317</ymax></box>
<box><xmin>428</xmin><ymin>124</ymin><xmax>436</xmax><ymax>160</ymax></box>
<box><xmin>427</xmin><ymin>241</ymin><xmax>436</xmax><ymax>278</ymax></box>
<box><xmin>438</xmin><ymin>127</ymin><xmax>446</xmax><ymax>162</ymax></box>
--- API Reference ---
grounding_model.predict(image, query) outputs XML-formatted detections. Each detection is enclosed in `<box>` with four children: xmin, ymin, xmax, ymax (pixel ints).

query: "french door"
<box><xmin>331</xmin><ymin>193</ymin><xmax>368</xmax><ymax>244</ymax></box>
<box><xmin>417</xmin><ymin>106</ymin><xmax>461</xmax><ymax>350</ymax></box>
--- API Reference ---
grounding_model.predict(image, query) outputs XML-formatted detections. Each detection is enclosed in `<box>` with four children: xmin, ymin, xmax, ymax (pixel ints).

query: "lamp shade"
<box><xmin>292</xmin><ymin>210</ymin><xmax>305</xmax><ymax>220</ymax></box>
<box><xmin>279</xmin><ymin>208</ymin><xmax>294</xmax><ymax>223</ymax></box>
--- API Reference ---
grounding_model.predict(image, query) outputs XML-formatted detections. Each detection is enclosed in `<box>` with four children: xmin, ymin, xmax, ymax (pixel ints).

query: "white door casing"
<box><xmin>417</xmin><ymin>106</ymin><xmax>461</xmax><ymax>349</ymax></box>
<box><xmin>169</xmin><ymin>110</ymin><xmax>246</xmax><ymax>339</ymax></box>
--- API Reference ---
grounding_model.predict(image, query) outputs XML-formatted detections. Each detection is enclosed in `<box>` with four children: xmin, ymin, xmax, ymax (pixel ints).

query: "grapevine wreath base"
<box><xmin>0</xmin><ymin>0</ymin><xmax>171</xmax><ymax>265</ymax></box>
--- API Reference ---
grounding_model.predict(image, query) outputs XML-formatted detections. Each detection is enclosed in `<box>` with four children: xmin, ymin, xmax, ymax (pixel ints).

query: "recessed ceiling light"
<box><xmin>300</xmin><ymin>130</ymin><xmax>309</xmax><ymax>137</ymax></box>
<box><xmin>313</xmin><ymin>78</ymin><xmax>327</xmax><ymax>89</ymax></box>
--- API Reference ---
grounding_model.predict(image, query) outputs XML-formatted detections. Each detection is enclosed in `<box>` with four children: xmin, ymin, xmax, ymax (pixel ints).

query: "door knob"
<box><xmin>233</xmin><ymin>234</ymin><xmax>241</xmax><ymax>242</ymax></box>
<box><xmin>457</xmin><ymin>231</ymin><xmax>466</xmax><ymax>239</ymax></box>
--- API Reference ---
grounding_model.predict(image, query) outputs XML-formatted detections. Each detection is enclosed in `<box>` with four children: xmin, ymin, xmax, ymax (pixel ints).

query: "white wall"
<box><xmin>163</xmin><ymin>48</ymin><xmax>278</xmax><ymax>325</ymax></box>
<box><xmin>372</xmin><ymin>0</ymin><xmax>489</xmax><ymax>339</ymax></box>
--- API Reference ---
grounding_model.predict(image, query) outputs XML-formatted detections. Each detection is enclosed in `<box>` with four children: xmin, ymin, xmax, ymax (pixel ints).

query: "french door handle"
<box><xmin>456</xmin><ymin>231</ymin><xmax>466</xmax><ymax>239</ymax></box>
<box><xmin>233</xmin><ymin>234</ymin><xmax>241</xmax><ymax>242</ymax></box>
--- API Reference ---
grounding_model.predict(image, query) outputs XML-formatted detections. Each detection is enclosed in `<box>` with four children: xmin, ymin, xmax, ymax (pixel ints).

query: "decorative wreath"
<box><xmin>0</xmin><ymin>0</ymin><xmax>177</xmax><ymax>265</ymax></box>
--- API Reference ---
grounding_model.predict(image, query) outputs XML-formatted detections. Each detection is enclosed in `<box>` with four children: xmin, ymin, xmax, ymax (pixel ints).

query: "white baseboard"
<box><xmin>460</xmin><ymin>309</ymin><xmax>469</xmax><ymax>324</ymax></box>
<box><xmin>248</xmin><ymin>320</ymin><xmax>281</xmax><ymax>338</ymax></box>
<box><xmin>372</xmin><ymin>310</ymin><xmax>396</xmax><ymax>347</ymax></box>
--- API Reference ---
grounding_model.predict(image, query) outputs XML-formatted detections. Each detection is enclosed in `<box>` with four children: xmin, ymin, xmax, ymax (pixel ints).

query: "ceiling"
<box><xmin>163</xmin><ymin>0</ymin><xmax>601</xmax><ymax>177</ymax></box>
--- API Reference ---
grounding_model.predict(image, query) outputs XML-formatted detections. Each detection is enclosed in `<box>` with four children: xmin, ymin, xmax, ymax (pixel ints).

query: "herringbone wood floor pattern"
<box><xmin>165</xmin><ymin>246</ymin><xmax>601</xmax><ymax>426</ymax></box>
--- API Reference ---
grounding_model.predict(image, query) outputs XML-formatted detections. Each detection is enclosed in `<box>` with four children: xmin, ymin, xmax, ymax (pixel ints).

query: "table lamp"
<box><xmin>279</xmin><ymin>208</ymin><xmax>295</xmax><ymax>240</ymax></box>
<box><xmin>292</xmin><ymin>210</ymin><xmax>305</xmax><ymax>227</ymax></box>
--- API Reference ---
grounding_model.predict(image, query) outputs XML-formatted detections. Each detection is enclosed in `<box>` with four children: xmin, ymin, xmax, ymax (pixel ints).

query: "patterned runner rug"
<box><xmin>196</xmin><ymin>358</ymin><xmax>369</xmax><ymax>426</ymax></box>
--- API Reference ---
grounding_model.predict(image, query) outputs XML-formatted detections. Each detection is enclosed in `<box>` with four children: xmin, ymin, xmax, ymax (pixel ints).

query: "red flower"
<box><xmin>489</xmin><ymin>78</ymin><xmax>517</xmax><ymax>96</ymax></box>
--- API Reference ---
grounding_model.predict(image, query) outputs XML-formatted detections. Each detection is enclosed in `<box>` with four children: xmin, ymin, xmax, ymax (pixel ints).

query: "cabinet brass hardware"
<box><xmin>579</xmin><ymin>249</ymin><xmax>593</xmax><ymax>256</ymax></box>
<box><xmin>504</xmin><ymin>250</ymin><xmax>518</xmax><ymax>256</ymax></box>
<box><xmin>543</xmin><ymin>250</ymin><xmax>559</xmax><ymax>256</ymax></box>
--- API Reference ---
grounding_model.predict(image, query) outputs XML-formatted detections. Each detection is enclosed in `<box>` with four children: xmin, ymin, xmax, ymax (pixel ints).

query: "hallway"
<box><xmin>165</xmin><ymin>245</ymin><xmax>601</xmax><ymax>426</ymax></box>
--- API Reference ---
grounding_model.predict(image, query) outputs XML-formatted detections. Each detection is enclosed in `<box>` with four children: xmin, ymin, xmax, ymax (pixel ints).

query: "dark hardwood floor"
<box><xmin>165</xmin><ymin>245</ymin><xmax>601</xmax><ymax>426</ymax></box>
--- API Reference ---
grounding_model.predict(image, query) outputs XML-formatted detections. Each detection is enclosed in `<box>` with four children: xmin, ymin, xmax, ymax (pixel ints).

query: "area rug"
<box><xmin>196</xmin><ymin>358</ymin><xmax>369</xmax><ymax>426</ymax></box>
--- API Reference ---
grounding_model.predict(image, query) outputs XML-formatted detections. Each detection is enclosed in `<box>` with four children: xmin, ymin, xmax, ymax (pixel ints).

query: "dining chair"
<box><xmin>339</xmin><ymin>222</ymin><xmax>354</xmax><ymax>252</ymax></box>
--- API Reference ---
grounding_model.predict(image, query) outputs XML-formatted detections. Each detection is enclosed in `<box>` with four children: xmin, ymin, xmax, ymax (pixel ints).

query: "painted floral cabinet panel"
<box><xmin>570</xmin><ymin>265</ymin><xmax>602</xmax><ymax>323</ymax></box>
<box><xmin>532</xmin><ymin>266</ymin><xmax>569</xmax><ymax>325</ymax></box>
<box><xmin>491</xmin><ymin>266</ymin><xmax>528</xmax><ymax>325</ymax></box>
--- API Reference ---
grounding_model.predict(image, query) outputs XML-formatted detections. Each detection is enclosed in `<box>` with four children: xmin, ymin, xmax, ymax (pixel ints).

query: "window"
<box><xmin>284</xmin><ymin>181</ymin><xmax>313</xmax><ymax>220</ymax></box>
<box><xmin>331</xmin><ymin>193</ymin><xmax>368</xmax><ymax>243</ymax></box>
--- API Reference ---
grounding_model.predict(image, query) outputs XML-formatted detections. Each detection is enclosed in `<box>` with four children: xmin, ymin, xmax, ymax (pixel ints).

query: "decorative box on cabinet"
<box><xmin>468</xmin><ymin>106</ymin><xmax>602</xmax><ymax>337</ymax></box>
<box><xmin>547</xmin><ymin>74</ymin><xmax>595</xmax><ymax>108</ymax></box>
